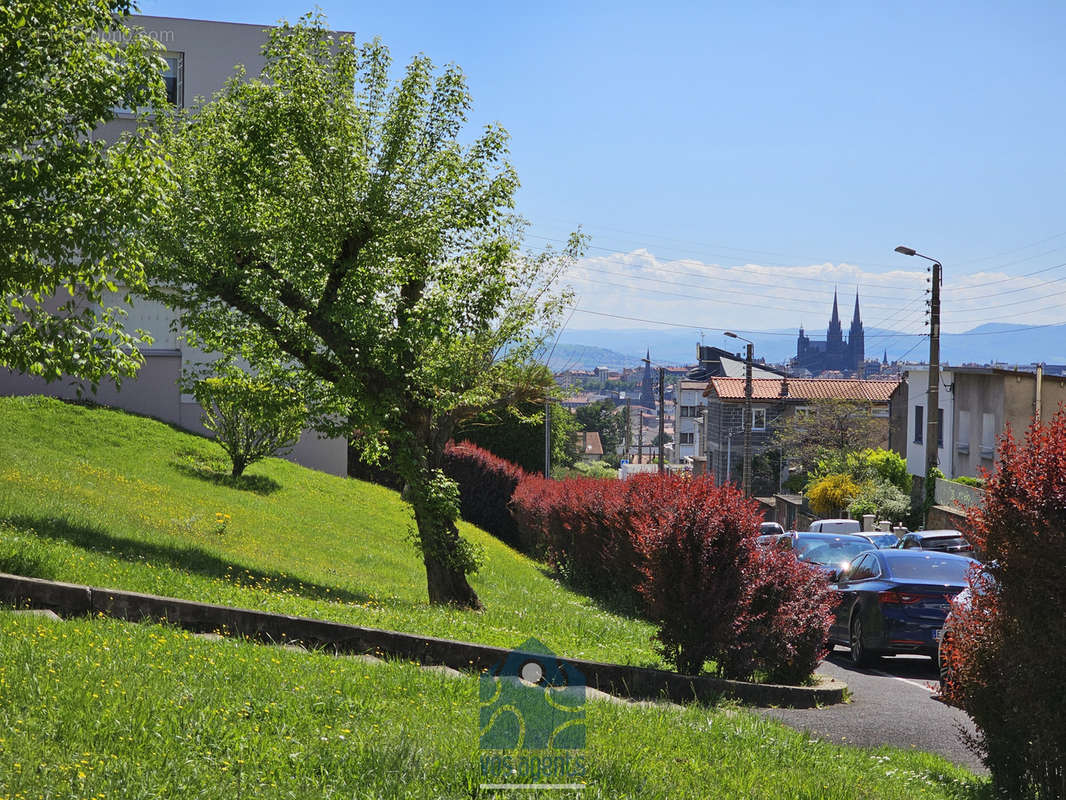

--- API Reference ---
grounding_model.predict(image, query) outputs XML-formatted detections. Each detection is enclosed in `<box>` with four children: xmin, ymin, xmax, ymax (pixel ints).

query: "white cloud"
<box><xmin>561</xmin><ymin>248</ymin><xmax>1065</xmax><ymax>334</ymax></box>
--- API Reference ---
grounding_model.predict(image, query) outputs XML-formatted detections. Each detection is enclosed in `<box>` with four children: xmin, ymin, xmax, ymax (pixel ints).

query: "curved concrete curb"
<box><xmin>0</xmin><ymin>572</ymin><xmax>846</xmax><ymax>709</ymax></box>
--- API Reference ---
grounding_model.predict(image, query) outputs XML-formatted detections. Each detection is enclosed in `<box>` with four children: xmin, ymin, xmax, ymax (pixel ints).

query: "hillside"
<box><xmin>0</xmin><ymin>396</ymin><xmax>656</xmax><ymax>665</ymax></box>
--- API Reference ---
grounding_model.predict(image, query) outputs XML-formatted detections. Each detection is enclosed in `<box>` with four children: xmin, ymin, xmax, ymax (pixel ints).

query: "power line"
<box><xmin>564</xmin><ymin>256</ymin><xmax>923</xmax><ymax>305</ymax></box>
<box><xmin>527</xmin><ymin>232</ymin><xmax>926</xmax><ymax>290</ymax></box>
<box><xmin>564</xmin><ymin>265</ymin><xmax>914</xmax><ymax>314</ymax></box>
<box><xmin>531</xmin><ymin>218</ymin><xmax>913</xmax><ymax>270</ymax></box>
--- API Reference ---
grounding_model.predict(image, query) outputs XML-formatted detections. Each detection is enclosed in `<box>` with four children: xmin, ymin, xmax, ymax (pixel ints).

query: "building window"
<box><xmin>680</xmin><ymin>405</ymin><xmax>700</xmax><ymax>418</ymax></box>
<box><xmin>680</xmin><ymin>432</ymin><xmax>694</xmax><ymax>445</ymax></box>
<box><xmin>914</xmin><ymin>405</ymin><xmax>924</xmax><ymax>444</ymax></box>
<box><xmin>981</xmin><ymin>413</ymin><xmax>996</xmax><ymax>458</ymax></box>
<box><xmin>115</xmin><ymin>52</ymin><xmax>184</xmax><ymax>113</ymax></box>
<box><xmin>957</xmin><ymin>410</ymin><xmax>970</xmax><ymax>454</ymax></box>
<box><xmin>937</xmin><ymin>408</ymin><xmax>944</xmax><ymax>447</ymax></box>
<box><xmin>162</xmin><ymin>54</ymin><xmax>183</xmax><ymax>106</ymax></box>
<box><xmin>752</xmin><ymin>408</ymin><xmax>766</xmax><ymax>431</ymax></box>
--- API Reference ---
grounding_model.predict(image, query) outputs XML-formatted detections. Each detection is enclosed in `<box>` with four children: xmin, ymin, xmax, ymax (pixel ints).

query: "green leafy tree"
<box><xmin>1</xmin><ymin>0</ymin><xmax>168</xmax><ymax>385</ymax></box>
<box><xmin>191</xmin><ymin>366</ymin><xmax>307</xmax><ymax>478</ymax></box>
<box><xmin>454</xmin><ymin>365</ymin><xmax>577</xmax><ymax>474</ymax></box>
<box><xmin>847</xmin><ymin>480</ymin><xmax>911</xmax><ymax>524</ymax></box>
<box><xmin>146</xmin><ymin>18</ymin><xmax>578</xmax><ymax>608</ymax></box>
<box><xmin>575</xmin><ymin>399</ymin><xmax>626</xmax><ymax>457</ymax></box>
<box><xmin>774</xmin><ymin>399</ymin><xmax>885</xmax><ymax>477</ymax></box>
<box><xmin>815</xmin><ymin>447</ymin><xmax>909</xmax><ymax>494</ymax></box>
<box><xmin>456</xmin><ymin>399</ymin><xmax>577</xmax><ymax>474</ymax></box>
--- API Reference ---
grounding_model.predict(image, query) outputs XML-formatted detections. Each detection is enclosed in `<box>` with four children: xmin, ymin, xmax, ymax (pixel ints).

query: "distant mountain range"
<box><xmin>545</xmin><ymin>323</ymin><xmax>1066</xmax><ymax>371</ymax></box>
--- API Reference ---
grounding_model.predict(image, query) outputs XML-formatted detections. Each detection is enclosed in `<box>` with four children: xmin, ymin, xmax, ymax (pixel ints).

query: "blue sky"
<box><xmin>139</xmin><ymin>0</ymin><xmax>1066</xmax><ymax>342</ymax></box>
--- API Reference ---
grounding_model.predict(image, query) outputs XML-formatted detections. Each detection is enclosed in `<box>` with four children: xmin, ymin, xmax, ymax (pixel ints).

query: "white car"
<box><xmin>808</xmin><ymin>518</ymin><xmax>862</xmax><ymax>535</ymax></box>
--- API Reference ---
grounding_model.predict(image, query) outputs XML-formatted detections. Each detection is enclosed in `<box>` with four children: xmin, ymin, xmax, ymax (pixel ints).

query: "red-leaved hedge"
<box><xmin>940</xmin><ymin>410</ymin><xmax>1066</xmax><ymax>799</ymax></box>
<box><xmin>442</xmin><ymin>442</ymin><xmax>527</xmax><ymax>548</ymax></box>
<box><xmin>509</xmin><ymin>475</ymin><xmax>644</xmax><ymax>606</ymax></box>
<box><xmin>511</xmin><ymin>472</ymin><xmax>834</xmax><ymax>681</ymax></box>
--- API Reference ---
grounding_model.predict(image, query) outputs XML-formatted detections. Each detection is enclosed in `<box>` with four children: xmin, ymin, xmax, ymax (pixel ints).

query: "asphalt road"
<box><xmin>757</xmin><ymin>646</ymin><xmax>985</xmax><ymax>773</ymax></box>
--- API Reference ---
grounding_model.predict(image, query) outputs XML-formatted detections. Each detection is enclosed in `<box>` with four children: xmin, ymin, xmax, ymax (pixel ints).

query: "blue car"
<box><xmin>828</xmin><ymin>550</ymin><xmax>979</xmax><ymax>666</ymax></box>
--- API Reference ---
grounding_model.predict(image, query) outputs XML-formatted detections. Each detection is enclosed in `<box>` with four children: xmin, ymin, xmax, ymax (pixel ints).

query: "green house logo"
<box><xmin>479</xmin><ymin>637</ymin><xmax>586</xmax><ymax>751</ymax></box>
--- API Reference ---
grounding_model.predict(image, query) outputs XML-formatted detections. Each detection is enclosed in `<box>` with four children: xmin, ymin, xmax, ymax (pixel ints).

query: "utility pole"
<box><xmin>724</xmin><ymin>331</ymin><xmax>755</xmax><ymax>495</ymax></box>
<box><xmin>638</xmin><ymin>409</ymin><xmax>644</xmax><ymax>465</ymax></box>
<box><xmin>657</xmin><ymin>367</ymin><xmax>665</xmax><ymax>473</ymax></box>
<box><xmin>925</xmin><ymin>260</ymin><xmax>942</xmax><ymax>480</ymax></box>
<box><xmin>895</xmin><ymin>247</ymin><xmax>946</xmax><ymax>503</ymax></box>
<box><xmin>894</xmin><ymin>246</ymin><xmax>943</xmax><ymax>508</ymax></box>
<box><xmin>543</xmin><ymin>397</ymin><xmax>551</xmax><ymax>478</ymax></box>
<box><xmin>742</xmin><ymin>342</ymin><xmax>753</xmax><ymax>496</ymax></box>
<box><xmin>624</xmin><ymin>398</ymin><xmax>632</xmax><ymax>459</ymax></box>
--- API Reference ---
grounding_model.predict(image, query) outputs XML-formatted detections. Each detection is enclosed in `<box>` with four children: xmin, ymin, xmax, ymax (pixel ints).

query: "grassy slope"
<box><xmin>0</xmin><ymin>396</ymin><xmax>655</xmax><ymax>666</ymax></box>
<box><xmin>0</xmin><ymin>613</ymin><xmax>986</xmax><ymax>800</ymax></box>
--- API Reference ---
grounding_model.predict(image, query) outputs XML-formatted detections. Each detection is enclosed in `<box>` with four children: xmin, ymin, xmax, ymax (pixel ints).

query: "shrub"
<box><xmin>952</xmin><ymin>475</ymin><xmax>984</xmax><ymax>488</ymax></box>
<box><xmin>722</xmin><ymin>547</ymin><xmax>834</xmax><ymax>684</ymax></box>
<box><xmin>943</xmin><ymin>411</ymin><xmax>1066</xmax><ymax>799</ymax></box>
<box><xmin>552</xmin><ymin>460</ymin><xmax>617</xmax><ymax>479</ymax></box>
<box><xmin>510</xmin><ymin>474</ymin><xmax>643</xmax><ymax>607</ymax></box>
<box><xmin>442</xmin><ymin>442</ymin><xmax>527</xmax><ymax>548</ymax></box>
<box><xmin>511</xmin><ymin>472</ymin><xmax>834</xmax><ymax>682</ymax></box>
<box><xmin>191</xmin><ymin>368</ymin><xmax>306</xmax><ymax>477</ymax></box>
<box><xmin>847</xmin><ymin>479</ymin><xmax>911</xmax><ymax>523</ymax></box>
<box><xmin>806</xmin><ymin>473</ymin><xmax>860</xmax><ymax>517</ymax></box>
<box><xmin>634</xmin><ymin>477</ymin><xmax>761</xmax><ymax>675</ymax></box>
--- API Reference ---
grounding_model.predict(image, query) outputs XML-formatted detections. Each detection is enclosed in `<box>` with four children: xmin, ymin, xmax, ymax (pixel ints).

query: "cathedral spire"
<box><xmin>830</xmin><ymin>289</ymin><xmax>840</xmax><ymax>326</ymax></box>
<box><xmin>852</xmin><ymin>290</ymin><xmax>861</xmax><ymax>325</ymax></box>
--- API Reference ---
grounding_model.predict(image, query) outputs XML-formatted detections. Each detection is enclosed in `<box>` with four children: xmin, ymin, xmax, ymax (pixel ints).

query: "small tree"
<box><xmin>774</xmin><ymin>400</ymin><xmax>884</xmax><ymax>476</ymax></box>
<box><xmin>192</xmin><ymin>368</ymin><xmax>306</xmax><ymax>477</ymax></box>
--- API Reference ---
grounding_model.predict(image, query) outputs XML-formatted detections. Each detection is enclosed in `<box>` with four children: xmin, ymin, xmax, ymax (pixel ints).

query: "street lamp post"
<box><xmin>895</xmin><ymin>245</ymin><xmax>943</xmax><ymax>510</ymax></box>
<box><xmin>725</xmin><ymin>331</ymin><xmax>754</xmax><ymax>496</ymax></box>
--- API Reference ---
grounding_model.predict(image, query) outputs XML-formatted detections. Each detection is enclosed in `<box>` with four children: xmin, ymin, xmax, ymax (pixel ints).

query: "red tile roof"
<box><xmin>705</xmin><ymin>377</ymin><xmax>899</xmax><ymax>402</ymax></box>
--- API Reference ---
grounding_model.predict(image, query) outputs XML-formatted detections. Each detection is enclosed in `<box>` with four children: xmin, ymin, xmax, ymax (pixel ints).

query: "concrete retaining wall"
<box><xmin>0</xmin><ymin>572</ymin><xmax>845</xmax><ymax>708</ymax></box>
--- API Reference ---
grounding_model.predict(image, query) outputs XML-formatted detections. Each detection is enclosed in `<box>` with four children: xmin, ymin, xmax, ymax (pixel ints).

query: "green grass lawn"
<box><xmin>0</xmin><ymin>612</ymin><xmax>987</xmax><ymax>800</ymax></box>
<box><xmin>0</xmin><ymin>396</ymin><xmax>655</xmax><ymax>666</ymax></box>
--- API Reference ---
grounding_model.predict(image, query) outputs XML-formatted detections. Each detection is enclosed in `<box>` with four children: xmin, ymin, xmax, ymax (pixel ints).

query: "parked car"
<box><xmin>858</xmin><ymin>532</ymin><xmax>901</xmax><ymax>549</ymax></box>
<box><xmin>756</xmin><ymin>522</ymin><xmax>785</xmax><ymax>547</ymax></box>
<box><xmin>895</xmin><ymin>530</ymin><xmax>974</xmax><ymax>555</ymax></box>
<box><xmin>774</xmin><ymin>532</ymin><xmax>873</xmax><ymax>578</ymax></box>
<box><xmin>829</xmin><ymin>550</ymin><xmax>979</xmax><ymax>666</ymax></box>
<box><xmin>808</xmin><ymin>518</ymin><xmax>862</xmax><ymax>535</ymax></box>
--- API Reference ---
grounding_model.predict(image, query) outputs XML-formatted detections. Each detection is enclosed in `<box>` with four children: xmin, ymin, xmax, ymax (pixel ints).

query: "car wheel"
<box><xmin>850</xmin><ymin>614</ymin><xmax>876</xmax><ymax>667</ymax></box>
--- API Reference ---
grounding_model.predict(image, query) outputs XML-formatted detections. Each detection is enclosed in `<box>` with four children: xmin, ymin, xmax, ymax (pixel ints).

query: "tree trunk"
<box><xmin>407</xmin><ymin>480</ymin><xmax>482</xmax><ymax>610</ymax></box>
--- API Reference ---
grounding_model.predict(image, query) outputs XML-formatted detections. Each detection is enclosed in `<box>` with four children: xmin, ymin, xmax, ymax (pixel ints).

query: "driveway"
<box><xmin>757</xmin><ymin>646</ymin><xmax>984</xmax><ymax>773</ymax></box>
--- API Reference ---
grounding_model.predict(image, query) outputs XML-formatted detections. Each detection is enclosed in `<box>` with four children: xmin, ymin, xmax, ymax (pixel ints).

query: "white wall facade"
<box><xmin>903</xmin><ymin>367</ymin><xmax>955</xmax><ymax>478</ymax></box>
<box><xmin>672</xmin><ymin>380</ymin><xmax>707</xmax><ymax>463</ymax></box>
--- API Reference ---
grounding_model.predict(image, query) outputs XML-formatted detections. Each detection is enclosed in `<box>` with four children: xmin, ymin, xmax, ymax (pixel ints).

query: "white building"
<box><xmin>902</xmin><ymin>367</ymin><xmax>954</xmax><ymax>479</ymax></box>
<box><xmin>672</xmin><ymin>380</ymin><xmax>708</xmax><ymax>463</ymax></box>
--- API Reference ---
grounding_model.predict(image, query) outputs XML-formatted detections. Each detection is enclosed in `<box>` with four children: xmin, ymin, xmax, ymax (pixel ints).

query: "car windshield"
<box><xmin>866</xmin><ymin>533</ymin><xmax>899</xmax><ymax>548</ymax></box>
<box><xmin>922</xmin><ymin>536</ymin><xmax>971</xmax><ymax>550</ymax></box>
<box><xmin>793</xmin><ymin>539</ymin><xmax>870</xmax><ymax>565</ymax></box>
<box><xmin>887</xmin><ymin>555</ymin><xmax>976</xmax><ymax>582</ymax></box>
